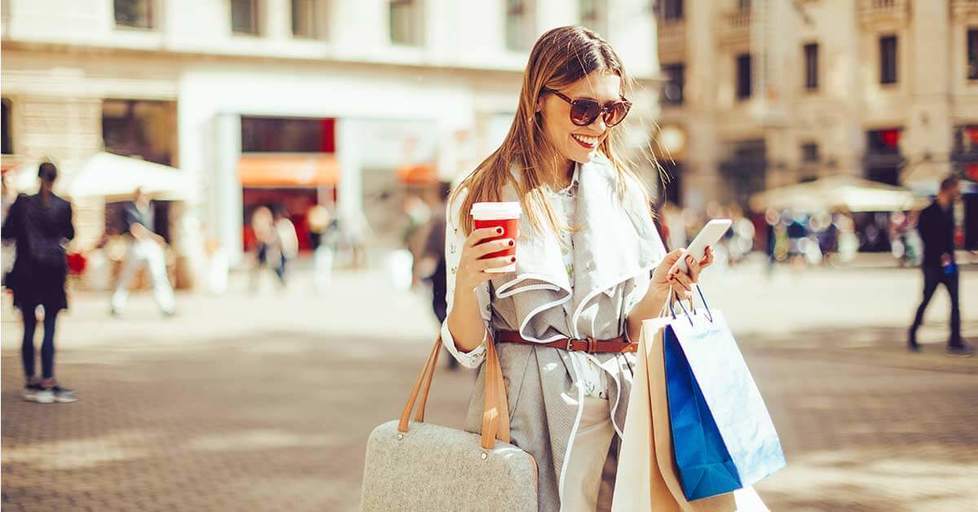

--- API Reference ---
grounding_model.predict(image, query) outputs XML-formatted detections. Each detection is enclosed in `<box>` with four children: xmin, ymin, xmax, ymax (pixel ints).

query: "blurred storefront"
<box><xmin>237</xmin><ymin>117</ymin><xmax>338</xmax><ymax>253</ymax></box>
<box><xmin>1</xmin><ymin>0</ymin><xmax>661</xmax><ymax>268</ymax></box>
<box><xmin>654</xmin><ymin>0</ymin><xmax>978</xmax><ymax>236</ymax></box>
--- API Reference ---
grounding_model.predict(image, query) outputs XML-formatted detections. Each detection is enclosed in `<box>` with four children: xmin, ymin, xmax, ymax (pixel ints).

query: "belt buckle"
<box><xmin>567</xmin><ymin>337</ymin><xmax>597</xmax><ymax>352</ymax></box>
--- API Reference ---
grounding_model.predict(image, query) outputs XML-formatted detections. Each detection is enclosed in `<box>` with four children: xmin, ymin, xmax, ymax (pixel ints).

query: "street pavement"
<box><xmin>2</xmin><ymin>258</ymin><xmax>977</xmax><ymax>511</ymax></box>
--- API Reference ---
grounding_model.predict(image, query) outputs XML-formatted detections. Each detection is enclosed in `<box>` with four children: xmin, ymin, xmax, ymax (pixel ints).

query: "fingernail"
<box><xmin>508</xmin><ymin>240</ymin><xmax>514</xmax><ymax>246</ymax></box>
<box><xmin>686</xmin><ymin>256</ymin><xmax>693</xmax><ymax>263</ymax></box>
<box><xmin>496</xmin><ymin>227</ymin><xmax>503</xmax><ymax>234</ymax></box>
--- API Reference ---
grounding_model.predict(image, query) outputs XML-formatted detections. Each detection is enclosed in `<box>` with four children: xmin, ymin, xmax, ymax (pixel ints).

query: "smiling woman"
<box><xmin>453</xmin><ymin>26</ymin><xmax>647</xmax><ymax>237</ymax></box>
<box><xmin>434</xmin><ymin>25</ymin><xmax>716</xmax><ymax>512</ymax></box>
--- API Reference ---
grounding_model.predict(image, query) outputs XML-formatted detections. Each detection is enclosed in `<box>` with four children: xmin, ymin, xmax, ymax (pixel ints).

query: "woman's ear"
<box><xmin>535</xmin><ymin>95</ymin><xmax>545</xmax><ymax>114</ymax></box>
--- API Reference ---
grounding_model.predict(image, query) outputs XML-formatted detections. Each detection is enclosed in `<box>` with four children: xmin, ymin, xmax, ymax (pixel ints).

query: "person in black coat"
<box><xmin>1</xmin><ymin>162</ymin><xmax>78</xmax><ymax>402</ymax></box>
<box><xmin>908</xmin><ymin>175</ymin><xmax>972</xmax><ymax>356</ymax></box>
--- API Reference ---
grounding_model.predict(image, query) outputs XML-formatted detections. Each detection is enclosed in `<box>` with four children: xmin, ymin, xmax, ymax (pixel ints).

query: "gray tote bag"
<box><xmin>361</xmin><ymin>337</ymin><xmax>538</xmax><ymax>511</ymax></box>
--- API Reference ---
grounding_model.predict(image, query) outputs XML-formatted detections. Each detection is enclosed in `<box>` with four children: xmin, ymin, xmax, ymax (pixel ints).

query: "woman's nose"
<box><xmin>589</xmin><ymin>116</ymin><xmax>607</xmax><ymax>133</ymax></box>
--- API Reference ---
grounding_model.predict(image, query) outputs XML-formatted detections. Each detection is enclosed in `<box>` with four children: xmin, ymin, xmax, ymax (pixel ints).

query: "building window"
<box><xmin>579</xmin><ymin>0</ymin><xmax>607</xmax><ymax>36</ymax></box>
<box><xmin>968</xmin><ymin>28</ymin><xmax>978</xmax><ymax>81</ymax></box>
<box><xmin>954</xmin><ymin>126</ymin><xmax>978</xmax><ymax>185</ymax></box>
<box><xmin>956</xmin><ymin>125</ymin><xmax>978</xmax><ymax>154</ymax></box>
<box><xmin>867</xmin><ymin>128</ymin><xmax>901</xmax><ymax>154</ymax></box>
<box><xmin>231</xmin><ymin>0</ymin><xmax>260</xmax><ymax>35</ymax></box>
<box><xmin>660</xmin><ymin>0</ymin><xmax>683</xmax><ymax>21</ymax></box>
<box><xmin>505</xmin><ymin>0</ymin><xmax>534</xmax><ymax>52</ymax></box>
<box><xmin>114</xmin><ymin>0</ymin><xmax>154</xmax><ymax>29</ymax></box>
<box><xmin>241</xmin><ymin>117</ymin><xmax>336</xmax><ymax>153</ymax></box>
<box><xmin>662</xmin><ymin>63</ymin><xmax>685</xmax><ymax>106</ymax></box>
<box><xmin>879</xmin><ymin>34</ymin><xmax>898</xmax><ymax>85</ymax></box>
<box><xmin>102</xmin><ymin>100</ymin><xmax>178</xmax><ymax>166</ymax></box>
<box><xmin>736</xmin><ymin>53</ymin><xmax>752</xmax><ymax>100</ymax></box>
<box><xmin>292</xmin><ymin>0</ymin><xmax>325</xmax><ymax>39</ymax></box>
<box><xmin>1</xmin><ymin>98</ymin><xmax>11</xmax><ymax>155</ymax></box>
<box><xmin>865</xmin><ymin>128</ymin><xmax>902</xmax><ymax>185</ymax></box>
<box><xmin>801</xmin><ymin>142</ymin><xmax>819</xmax><ymax>163</ymax></box>
<box><xmin>803</xmin><ymin>43</ymin><xmax>818</xmax><ymax>91</ymax></box>
<box><xmin>389</xmin><ymin>0</ymin><xmax>423</xmax><ymax>46</ymax></box>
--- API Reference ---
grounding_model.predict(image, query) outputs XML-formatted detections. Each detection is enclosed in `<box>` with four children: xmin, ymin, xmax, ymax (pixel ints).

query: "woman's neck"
<box><xmin>549</xmin><ymin>158</ymin><xmax>575</xmax><ymax>189</ymax></box>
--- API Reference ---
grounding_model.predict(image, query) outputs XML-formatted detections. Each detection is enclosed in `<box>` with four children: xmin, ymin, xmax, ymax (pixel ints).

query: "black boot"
<box><xmin>907</xmin><ymin>327</ymin><xmax>921</xmax><ymax>353</ymax></box>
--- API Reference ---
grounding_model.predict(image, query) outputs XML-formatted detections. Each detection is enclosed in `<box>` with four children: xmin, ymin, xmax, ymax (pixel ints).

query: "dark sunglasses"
<box><xmin>543</xmin><ymin>88</ymin><xmax>632</xmax><ymax>127</ymax></box>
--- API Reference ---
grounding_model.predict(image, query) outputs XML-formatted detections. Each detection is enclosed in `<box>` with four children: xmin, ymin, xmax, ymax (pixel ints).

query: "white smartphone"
<box><xmin>676</xmin><ymin>219</ymin><xmax>732</xmax><ymax>273</ymax></box>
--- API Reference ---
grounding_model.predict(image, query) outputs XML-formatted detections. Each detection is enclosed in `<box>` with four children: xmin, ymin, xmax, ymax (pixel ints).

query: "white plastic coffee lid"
<box><xmin>471</xmin><ymin>202</ymin><xmax>522</xmax><ymax>220</ymax></box>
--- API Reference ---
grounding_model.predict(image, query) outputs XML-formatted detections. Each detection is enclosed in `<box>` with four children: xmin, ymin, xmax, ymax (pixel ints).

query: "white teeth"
<box><xmin>572</xmin><ymin>134</ymin><xmax>598</xmax><ymax>146</ymax></box>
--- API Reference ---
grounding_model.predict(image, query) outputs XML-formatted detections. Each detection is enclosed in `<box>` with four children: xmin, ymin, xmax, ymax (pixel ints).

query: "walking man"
<box><xmin>2</xmin><ymin>162</ymin><xmax>78</xmax><ymax>402</ymax></box>
<box><xmin>908</xmin><ymin>175</ymin><xmax>972</xmax><ymax>356</ymax></box>
<box><xmin>110</xmin><ymin>187</ymin><xmax>176</xmax><ymax>316</ymax></box>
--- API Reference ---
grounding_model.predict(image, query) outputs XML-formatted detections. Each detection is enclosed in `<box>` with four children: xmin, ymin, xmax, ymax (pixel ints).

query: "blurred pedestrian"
<box><xmin>341</xmin><ymin>209</ymin><xmax>370</xmax><ymax>270</ymax></box>
<box><xmin>249</xmin><ymin>205</ymin><xmax>276</xmax><ymax>291</ymax></box>
<box><xmin>403</xmin><ymin>193</ymin><xmax>432</xmax><ymax>288</ymax></box>
<box><xmin>2</xmin><ymin>162</ymin><xmax>78</xmax><ymax>403</ymax></box>
<box><xmin>308</xmin><ymin>204</ymin><xmax>339</xmax><ymax>293</ymax></box>
<box><xmin>2</xmin><ymin>172</ymin><xmax>19</xmax><ymax>287</ymax></box>
<box><xmin>273</xmin><ymin>206</ymin><xmax>299</xmax><ymax>287</ymax></box>
<box><xmin>815</xmin><ymin>212</ymin><xmax>839</xmax><ymax>266</ymax></box>
<box><xmin>417</xmin><ymin>182</ymin><xmax>457</xmax><ymax>369</ymax></box>
<box><xmin>786</xmin><ymin>212</ymin><xmax>809</xmax><ymax>266</ymax></box>
<box><xmin>110</xmin><ymin>187</ymin><xmax>175</xmax><ymax>317</ymax></box>
<box><xmin>908</xmin><ymin>176</ymin><xmax>971</xmax><ymax>356</ymax></box>
<box><xmin>763</xmin><ymin>208</ymin><xmax>780</xmax><ymax>274</ymax></box>
<box><xmin>835</xmin><ymin>212</ymin><xmax>859</xmax><ymax>263</ymax></box>
<box><xmin>890</xmin><ymin>211</ymin><xmax>914</xmax><ymax>267</ymax></box>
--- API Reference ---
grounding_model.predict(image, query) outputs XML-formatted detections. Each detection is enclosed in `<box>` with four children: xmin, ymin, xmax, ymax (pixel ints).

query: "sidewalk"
<box><xmin>2</xmin><ymin>262</ymin><xmax>976</xmax><ymax>511</ymax></box>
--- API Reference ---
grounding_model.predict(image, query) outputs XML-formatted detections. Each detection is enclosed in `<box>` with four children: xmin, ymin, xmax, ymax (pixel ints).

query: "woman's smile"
<box><xmin>571</xmin><ymin>133</ymin><xmax>600</xmax><ymax>149</ymax></box>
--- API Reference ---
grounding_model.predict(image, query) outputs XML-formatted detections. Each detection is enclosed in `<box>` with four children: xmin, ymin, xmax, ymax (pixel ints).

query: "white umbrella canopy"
<box><xmin>811</xmin><ymin>175</ymin><xmax>924</xmax><ymax>212</ymax></box>
<box><xmin>66</xmin><ymin>152</ymin><xmax>196</xmax><ymax>202</ymax></box>
<box><xmin>11</xmin><ymin>152</ymin><xmax>196</xmax><ymax>202</ymax></box>
<box><xmin>749</xmin><ymin>181</ymin><xmax>823</xmax><ymax>212</ymax></box>
<box><xmin>750</xmin><ymin>174</ymin><xmax>925</xmax><ymax>213</ymax></box>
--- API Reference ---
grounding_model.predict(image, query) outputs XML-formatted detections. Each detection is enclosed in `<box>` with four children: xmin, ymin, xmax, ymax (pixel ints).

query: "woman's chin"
<box><xmin>568</xmin><ymin>147</ymin><xmax>597</xmax><ymax>164</ymax></box>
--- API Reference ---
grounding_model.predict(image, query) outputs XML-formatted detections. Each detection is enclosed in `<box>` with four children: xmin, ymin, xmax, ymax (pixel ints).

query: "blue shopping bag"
<box><xmin>663</xmin><ymin>294</ymin><xmax>786</xmax><ymax>501</ymax></box>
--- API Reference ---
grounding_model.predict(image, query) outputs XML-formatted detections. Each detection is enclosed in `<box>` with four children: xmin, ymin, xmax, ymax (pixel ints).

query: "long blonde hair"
<box><xmin>453</xmin><ymin>26</ymin><xmax>654</xmax><ymax>236</ymax></box>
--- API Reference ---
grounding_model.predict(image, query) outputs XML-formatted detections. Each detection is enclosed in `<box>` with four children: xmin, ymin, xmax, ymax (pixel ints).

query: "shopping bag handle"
<box><xmin>693</xmin><ymin>283</ymin><xmax>714</xmax><ymax>323</ymax></box>
<box><xmin>397</xmin><ymin>335</ymin><xmax>511</xmax><ymax>451</ymax></box>
<box><xmin>667</xmin><ymin>284</ymin><xmax>714</xmax><ymax>325</ymax></box>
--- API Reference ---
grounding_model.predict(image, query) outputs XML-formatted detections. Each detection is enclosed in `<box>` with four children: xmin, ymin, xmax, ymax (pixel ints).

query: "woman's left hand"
<box><xmin>649</xmin><ymin>246</ymin><xmax>715</xmax><ymax>300</ymax></box>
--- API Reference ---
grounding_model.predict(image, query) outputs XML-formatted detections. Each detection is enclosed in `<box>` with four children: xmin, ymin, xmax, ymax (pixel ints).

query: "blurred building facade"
<box><xmin>653</xmin><ymin>0</ymin><xmax>978</xmax><ymax>210</ymax></box>
<box><xmin>1</xmin><ymin>0</ymin><xmax>660</xmax><ymax>263</ymax></box>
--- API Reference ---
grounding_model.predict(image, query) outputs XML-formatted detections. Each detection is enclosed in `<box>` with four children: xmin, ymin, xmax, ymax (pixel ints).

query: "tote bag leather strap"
<box><xmin>397</xmin><ymin>335</ymin><xmax>511</xmax><ymax>451</ymax></box>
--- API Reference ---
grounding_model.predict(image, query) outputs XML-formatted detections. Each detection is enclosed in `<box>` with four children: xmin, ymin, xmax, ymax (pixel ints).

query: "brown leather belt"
<box><xmin>495</xmin><ymin>330</ymin><xmax>638</xmax><ymax>354</ymax></box>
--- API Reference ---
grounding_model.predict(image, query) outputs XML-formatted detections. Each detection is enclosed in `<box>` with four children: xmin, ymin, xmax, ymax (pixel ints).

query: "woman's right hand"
<box><xmin>454</xmin><ymin>226</ymin><xmax>516</xmax><ymax>291</ymax></box>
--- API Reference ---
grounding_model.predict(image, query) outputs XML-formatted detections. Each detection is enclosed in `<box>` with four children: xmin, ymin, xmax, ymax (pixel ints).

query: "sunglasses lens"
<box><xmin>604</xmin><ymin>102</ymin><xmax>630</xmax><ymax>127</ymax></box>
<box><xmin>570</xmin><ymin>100</ymin><xmax>601</xmax><ymax>126</ymax></box>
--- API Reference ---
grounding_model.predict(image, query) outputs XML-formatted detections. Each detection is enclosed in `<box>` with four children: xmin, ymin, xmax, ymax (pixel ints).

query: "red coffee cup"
<box><xmin>471</xmin><ymin>202</ymin><xmax>521</xmax><ymax>273</ymax></box>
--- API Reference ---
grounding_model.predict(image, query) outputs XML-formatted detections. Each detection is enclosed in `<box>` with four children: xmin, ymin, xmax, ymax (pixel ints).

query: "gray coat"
<box><xmin>458</xmin><ymin>155</ymin><xmax>667</xmax><ymax>511</ymax></box>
